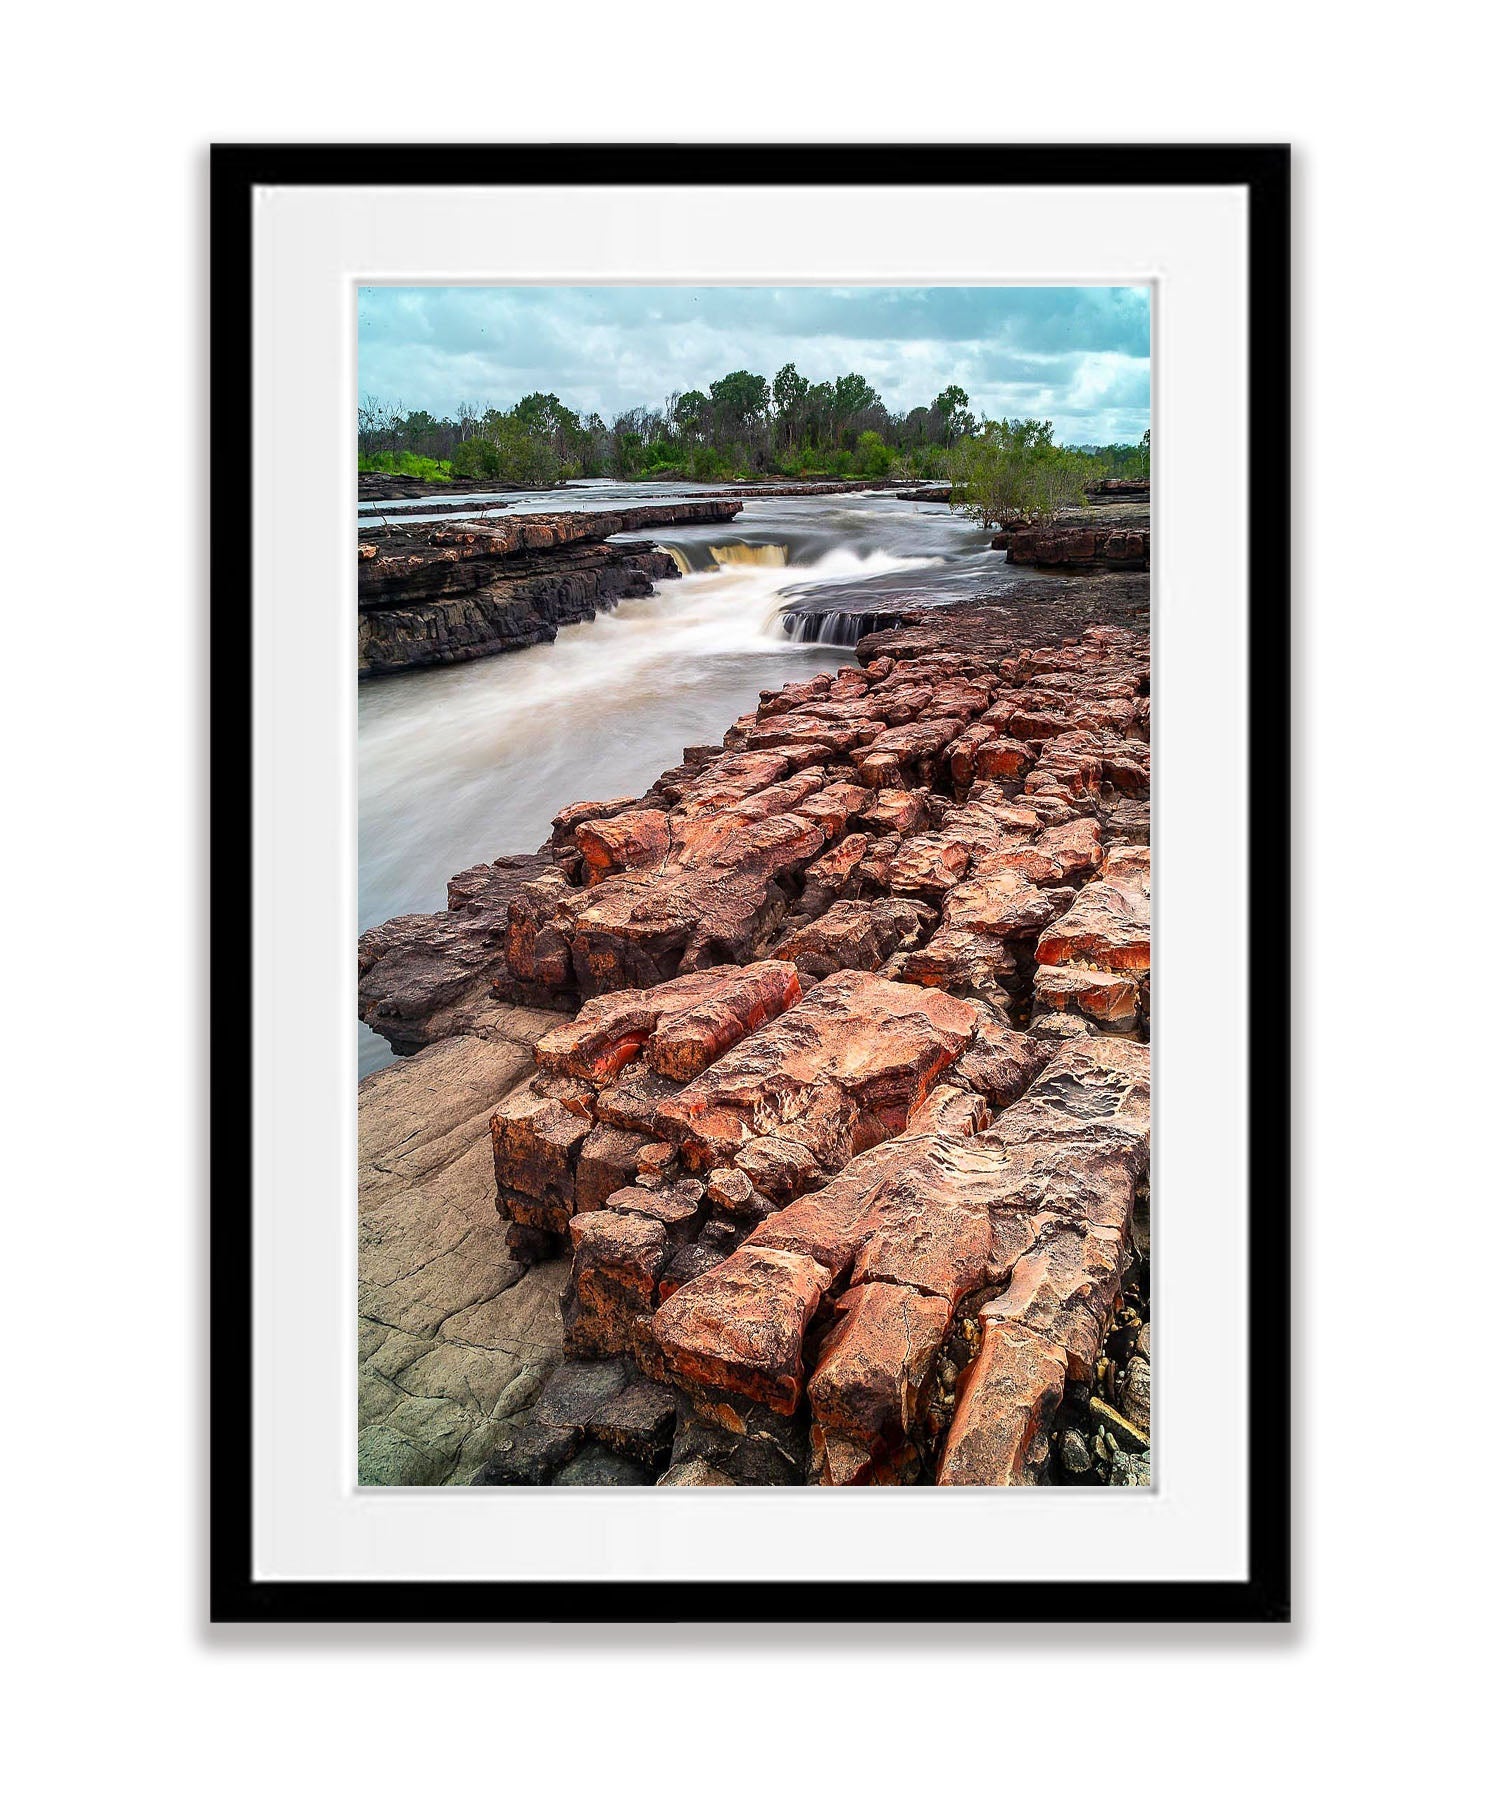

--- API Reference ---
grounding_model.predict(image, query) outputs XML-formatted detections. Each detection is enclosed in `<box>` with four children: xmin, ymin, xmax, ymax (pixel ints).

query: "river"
<box><xmin>357</xmin><ymin>484</ymin><xmax>1030</xmax><ymax>1076</ymax></box>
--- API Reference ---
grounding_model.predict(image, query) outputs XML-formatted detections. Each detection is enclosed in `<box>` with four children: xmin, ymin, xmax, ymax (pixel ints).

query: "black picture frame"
<box><xmin>210</xmin><ymin>142</ymin><xmax>1290</xmax><ymax>1626</ymax></box>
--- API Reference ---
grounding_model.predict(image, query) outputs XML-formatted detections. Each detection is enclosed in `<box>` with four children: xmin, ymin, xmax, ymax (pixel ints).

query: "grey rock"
<box><xmin>591</xmin><ymin>1382</ymin><xmax>678</xmax><ymax>1468</ymax></box>
<box><xmin>1119</xmin><ymin>1355</ymin><xmax>1151</xmax><ymax>1434</ymax></box>
<box><xmin>553</xmin><ymin>1443</ymin><xmax>654</xmax><ymax>1486</ymax></box>
<box><xmin>1059</xmin><ymin>1428</ymin><xmax>1092</xmax><ymax>1477</ymax></box>
<box><xmin>1108</xmin><ymin>1449</ymin><xmax>1152</xmax><ymax>1487</ymax></box>
<box><xmin>470</xmin><ymin>1418</ymin><xmax>581</xmax><ymax>1485</ymax></box>
<box><xmin>534</xmin><ymin>1357</ymin><xmax>632</xmax><ymax>1429</ymax></box>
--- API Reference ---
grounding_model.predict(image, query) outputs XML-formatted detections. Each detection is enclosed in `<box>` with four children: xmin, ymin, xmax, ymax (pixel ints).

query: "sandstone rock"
<box><xmin>359</xmin><ymin>1028</ymin><xmax>571</xmax><ymax>1485</ymax></box>
<box><xmin>363</xmin><ymin>605</ymin><xmax>1153</xmax><ymax>1485</ymax></box>
<box><xmin>806</xmin><ymin>1282</ymin><xmax>951</xmax><ymax>1484</ymax></box>
<box><xmin>938</xmin><ymin>1320</ymin><xmax>1068</xmax><ymax>1485</ymax></box>
<box><xmin>655</xmin><ymin>970</ymin><xmax>978</xmax><ymax>1172</ymax></box>
<box><xmin>652</xmin><ymin>1245</ymin><xmax>835</xmax><ymax>1413</ymax></box>
<box><xmin>1036</xmin><ymin>847</ymin><xmax>1151</xmax><ymax>974</ymax></box>
<box><xmin>562</xmin><ymin>1211</ymin><xmax>671</xmax><ymax>1359</ymax></box>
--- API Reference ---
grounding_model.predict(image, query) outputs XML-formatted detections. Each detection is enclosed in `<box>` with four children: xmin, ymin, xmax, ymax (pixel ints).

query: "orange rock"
<box><xmin>1036</xmin><ymin>846</ymin><xmax>1150</xmax><ymax>973</ymax></box>
<box><xmin>563</xmin><ymin>1211</ymin><xmax>671</xmax><ymax>1359</ymax></box>
<box><xmin>654</xmin><ymin>971</ymin><xmax>978</xmax><ymax>1171</ymax></box>
<box><xmin>937</xmin><ymin>1320</ymin><xmax>1068</xmax><ymax>1485</ymax></box>
<box><xmin>1032</xmin><ymin>963</ymin><xmax>1141</xmax><ymax>1029</ymax></box>
<box><xmin>651</xmin><ymin>1245</ymin><xmax>835</xmax><ymax>1413</ymax></box>
<box><xmin>807</xmin><ymin>1282</ymin><xmax>953</xmax><ymax>1482</ymax></box>
<box><xmin>645</xmin><ymin>961</ymin><xmax>803</xmax><ymax>1082</ymax></box>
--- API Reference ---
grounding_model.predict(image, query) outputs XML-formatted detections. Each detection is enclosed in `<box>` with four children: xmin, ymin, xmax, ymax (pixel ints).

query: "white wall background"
<box><xmin>6</xmin><ymin>4</ymin><xmax>1493</xmax><ymax>1794</ymax></box>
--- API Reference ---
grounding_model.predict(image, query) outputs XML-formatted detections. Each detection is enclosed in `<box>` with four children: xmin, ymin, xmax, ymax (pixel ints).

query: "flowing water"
<box><xmin>358</xmin><ymin>486</ymin><xmax>1037</xmax><ymax>1075</ymax></box>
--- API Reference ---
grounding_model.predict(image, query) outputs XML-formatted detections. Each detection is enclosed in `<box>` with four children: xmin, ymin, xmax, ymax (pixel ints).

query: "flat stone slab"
<box><xmin>358</xmin><ymin>1019</ymin><xmax>570</xmax><ymax>1485</ymax></box>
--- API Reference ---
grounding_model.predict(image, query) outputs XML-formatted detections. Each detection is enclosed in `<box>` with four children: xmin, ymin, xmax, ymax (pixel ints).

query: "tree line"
<box><xmin>358</xmin><ymin>366</ymin><xmax>1149</xmax><ymax>515</ymax></box>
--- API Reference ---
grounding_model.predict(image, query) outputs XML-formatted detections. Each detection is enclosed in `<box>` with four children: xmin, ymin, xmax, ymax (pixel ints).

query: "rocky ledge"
<box><xmin>356</xmin><ymin>501</ymin><xmax>744</xmax><ymax>677</ymax></box>
<box><xmin>360</xmin><ymin>605</ymin><xmax>1152</xmax><ymax>1486</ymax></box>
<box><xmin>359</xmin><ymin>471</ymin><xmax>561</xmax><ymax>502</ymax></box>
<box><xmin>994</xmin><ymin>524</ymin><xmax>1150</xmax><ymax>571</ymax></box>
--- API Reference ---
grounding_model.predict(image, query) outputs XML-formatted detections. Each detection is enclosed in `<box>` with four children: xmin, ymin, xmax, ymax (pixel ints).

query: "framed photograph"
<box><xmin>212</xmin><ymin>143</ymin><xmax>1289</xmax><ymax>1623</ymax></box>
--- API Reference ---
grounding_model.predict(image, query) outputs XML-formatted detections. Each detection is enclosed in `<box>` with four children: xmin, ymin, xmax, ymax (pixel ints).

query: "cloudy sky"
<box><xmin>358</xmin><ymin>285</ymin><xmax>1151</xmax><ymax>445</ymax></box>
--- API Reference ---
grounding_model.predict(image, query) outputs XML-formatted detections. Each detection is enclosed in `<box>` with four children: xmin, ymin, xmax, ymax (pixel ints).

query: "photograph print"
<box><xmin>355</xmin><ymin>282</ymin><xmax>1153</xmax><ymax>1492</ymax></box>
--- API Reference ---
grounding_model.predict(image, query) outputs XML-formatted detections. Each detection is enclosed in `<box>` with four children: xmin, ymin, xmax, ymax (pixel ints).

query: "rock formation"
<box><xmin>357</xmin><ymin>501</ymin><xmax>746</xmax><ymax>676</ymax></box>
<box><xmin>359</xmin><ymin>607</ymin><xmax>1152</xmax><ymax>1487</ymax></box>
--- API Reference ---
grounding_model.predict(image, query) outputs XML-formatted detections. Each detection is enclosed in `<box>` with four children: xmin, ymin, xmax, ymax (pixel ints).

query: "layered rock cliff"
<box><xmin>357</xmin><ymin>501</ymin><xmax>744</xmax><ymax>677</ymax></box>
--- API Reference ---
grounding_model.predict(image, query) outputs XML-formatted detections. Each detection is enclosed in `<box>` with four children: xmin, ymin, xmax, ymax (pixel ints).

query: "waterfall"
<box><xmin>780</xmin><ymin>609</ymin><xmax>880</xmax><ymax>647</ymax></box>
<box><xmin>710</xmin><ymin>542</ymin><xmax>790</xmax><ymax>568</ymax></box>
<box><xmin>658</xmin><ymin>544</ymin><xmax>692</xmax><ymax>575</ymax></box>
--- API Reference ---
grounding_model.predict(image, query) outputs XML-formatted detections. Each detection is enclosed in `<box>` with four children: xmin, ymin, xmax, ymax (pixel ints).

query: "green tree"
<box><xmin>931</xmin><ymin>384</ymin><xmax>975</xmax><ymax>445</ymax></box>
<box><xmin>949</xmin><ymin>417</ymin><xmax>1089</xmax><ymax>525</ymax></box>
<box><xmin>708</xmin><ymin>370</ymin><xmax>770</xmax><ymax>434</ymax></box>
<box><xmin>853</xmin><ymin>430</ymin><xmax>893</xmax><ymax>477</ymax></box>
<box><xmin>772</xmin><ymin>362</ymin><xmax>809</xmax><ymax>450</ymax></box>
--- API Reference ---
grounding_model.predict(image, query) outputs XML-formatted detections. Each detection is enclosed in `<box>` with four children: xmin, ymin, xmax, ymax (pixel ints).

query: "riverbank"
<box><xmin>359</xmin><ymin>587</ymin><xmax>1151</xmax><ymax>1489</ymax></box>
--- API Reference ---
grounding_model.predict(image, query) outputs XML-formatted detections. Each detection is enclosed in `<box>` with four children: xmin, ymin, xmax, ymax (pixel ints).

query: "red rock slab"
<box><xmin>905</xmin><ymin>1082</ymin><xmax>991</xmax><ymax>1138</ymax></box>
<box><xmin>852</xmin><ymin>714</ymin><xmax>973</xmax><ymax>781</ymax></box>
<box><xmin>950</xmin><ymin>1018</ymin><xmax>1053</xmax><ymax>1107</ymax></box>
<box><xmin>1024</xmin><ymin>745</ymin><xmax>1104</xmax><ymax>805</ymax></box>
<box><xmin>732</xmin><ymin>1135</ymin><xmax>826</xmax><ymax>1202</ymax></box>
<box><xmin>650</xmin><ymin>1245</ymin><xmax>835</xmax><ymax>1413</ymax></box>
<box><xmin>563</xmin><ymin>1211</ymin><xmax>671</xmax><ymax>1359</ymax></box>
<box><xmin>490</xmin><ymin>1085</ymin><xmax>591</xmax><ymax>1203</ymax></box>
<box><xmin>755</xmin><ymin>674</ymin><xmax>834</xmax><ymax>715</ymax></box>
<box><xmin>796</xmin><ymin>780</ymin><xmax>875</xmax><ymax>837</ymax></box>
<box><xmin>899</xmin><ymin>923</ymin><xmax>1019</xmax><ymax>998</ymax></box>
<box><xmin>504</xmin><ymin>868</ymin><xmax>580</xmax><ymax>990</ymax></box>
<box><xmin>574</xmin><ymin>808</ymin><xmax>671</xmax><ymax>884</ymax></box>
<box><xmin>806</xmin><ymin>1281</ymin><xmax>953</xmax><ymax>1482</ymax></box>
<box><xmin>745</xmin><ymin>1136</ymin><xmax>921</xmax><ymax>1276</ymax></box>
<box><xmin>1036</xmin><ymin>847</ymin><xmax>1151</xmax><ymax>973</ymax></box>
<box><xmin>680</xmin><ymin>768</ymin><xmax>828</xmax><ymax>835</ymax></box>
<box><xmin>1032</xmin><ymin>964</ymin><xmax>1141</xmax><ymax>1030</ymax></box>
<box><xmin>593</xmin><ymin>1065</ymin><xmax>685</xmax><ymax>1134</ymax></box>
<box><xmin>567</xmin><ymin>812</ymin><xmax>827</xmax><ymax>993</ymax></box>
<box><xmin>887</xmin><ymin>791</ymin><xmax>1043</xmax><ymax>898</ymax></box>
<box><xmin>844</xmin><ymin>1138</ymin><xmax>1002</xmax><ymax>1301</ymax></box>
<box><xmin>605</xmin><ymin>1179</ymin><xmax>706</xmax><ymax>1240</ymax></box>
<box><xmin>993</xmin><ymin>1037</ymin><xmax>1151</xmax><ymax>1148</ymax></box>
<box><xmin>549</xmin><ymin>797</ymin><xmax>638</xmax><ymax>852</ymax></box>
<box><xmin>654</xmin><ymin>971</ymin><xmax>978</xmax><ymax>1171</ymax></box>
<box><xmin>937</xmin><ymin>1319</ymin><xmax>1068</xmax><ymax>1485</ymax></box>
<box><xmin>981</xmin><ymin>1224</ymin><xmax>1126</xmax><ymax>1378</ymax></box>
<box><xmin>575</xmin><ymin>1123</ymin><xmax>654</xmax><ymax>1212</ymax></box>
<box><xmin>864</xmin><ymin>790</ymin><xmax>929</xmax><ymax>836</ymax></box>
<box><xmin>769</xmin><ymin>897</ymin><xmax>933</xmax><ymax>980</ymax></box>
<box><xmin>972</xmin><ymin>735</ymin><xmax>1038</xmax><ymax>782</ymax></box>
<box><xmin>974</xmin><ymin>817</ymin><xmax>1102</xmax><ymax>887</ymax></box>
<box><xmin>1102</xmin><ymin>746</ymin><xmax>1151</xmax><ymax>798</ymax></box>
<box><xmin>746</xmin><ymin>714</ymin><xmax>862</xmax><ymax>757</ymax></box>
<box><xmin>941</xmin><ymin>867</ymin><xmax>1073</xmax><ymax>939</ymax></box>
<box><xmin>535</xmin><ymin>963</ymin><xmax>795</xmax><ymax>1084</ymax></box>
<box><xmin>750</xmin><ymin>1132</ymin><xmax>998</xmax><ymax>1304</ymax></box>
<box><xmin>795</xmin><ymin>832</ymin><xmax>872</xmax><ymax>913</ymax></box>
<box><xmin>644</xmin><ymin>961</ymin><xmax>804</xmax><ymax>1082</ymax></box>
<box><xmin>673</xmin><ymin>750</ymin><xmax>791</xmax><ymax>816</ymax></box>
